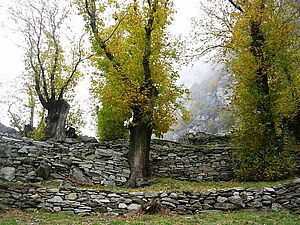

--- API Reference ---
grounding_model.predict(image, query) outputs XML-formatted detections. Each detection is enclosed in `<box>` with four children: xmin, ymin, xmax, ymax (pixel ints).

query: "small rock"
<box><xmin>118</xmin><ymin>203</ymin><xmax>127</xmax><ymax>209</ymax></box>
<box><xmin>36</xmin><ymin>161</ymin><xmax>51</xmax><ymax>180</ymax></box>
<box><xmin>217</xmin><ymin>196</ymin><xmax>228</xmax><ymax>203</ymax></box>
<box><xmin>104</xmin><ymin>212</ymin><xmax>119</xmax><ymax>217</ymax></box>
<box><xmin>264</xmin><ymin>187</ymin><xmax>275</xmax><ymax>192</ymax></box>
<box><xmin>48</xmin><ymin>196</ymin><xmax>63</xmax><ymax>203</ymax></box>
<box><xmin>214</xmin><ymin>203</ymin><xmax>236</xmax><ymax>210</ymax></box>
<box><xmin>67</xmin><ymin>193</ymin><xmax>77</xmax><ymax>200</ymax></box>
<box><xmin>101</xmin><ymin>180</ymin><xmax>116</xmax><ymax>186</ymax></box>
<box><xmin>99</xmin><ymin>199</ymin><xmax>110</xmax><ymax>203</ymax></box>
<box><xmin>18</xmin><ymin>146</ymin><xmax>29</xmax><ymax>154</ymax></box>
<box><xmin>70</xmin><ymin>166</ymin><xmax>90</xmax><ymax>185</ymax></box>
<box><xmin>247</xmin><ymin>201</ymin><xmax>262</xmax><ymax>208</ymax></box>
<box><xmin>37</xmin><ymin>202</ymin><xmax>54</xmax><ymax>208</ymax></box>
<box><xmin>53</xmin><ymin>206</ymin><xmax>61</xmax><ymax>212</ymax></box>
<box><xmin>272</xmin><ymin>203</ymin><xmax>283</xmax><ymax>211</ymax></box>
<box><xmin>128</xmin><ymin>204</ymin><xmax>142</xmax><ymax>211</ymax></box>
<box><xmin>228</xmin><ymin>195</ymin><xmax>244</xmax><ymax>207</ymax></box>
<box><xmin>294</xmin><ymin>178</ymin><xmax>300</xmax><ymax>184</ymax></box>
<box><xmin>0</xmin><ymin>167</ymin><xmax>16</xmax><ymax>181</ymax></box>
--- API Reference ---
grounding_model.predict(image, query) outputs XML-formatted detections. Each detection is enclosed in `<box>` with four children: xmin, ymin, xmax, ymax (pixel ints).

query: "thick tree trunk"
<box><xmin>250</xmin><ymin>20</ymin><xmax>277</xmax><ymax>139</ymax></box>
<box><xmin>126</xmin><ymin>117</ymin><xmax>152</xmax><ymax>187</ymax></box>
<box><xmin>45</xmin><ymin>99</ymin><xmax>70</xmax><ymax>142</ymax></box>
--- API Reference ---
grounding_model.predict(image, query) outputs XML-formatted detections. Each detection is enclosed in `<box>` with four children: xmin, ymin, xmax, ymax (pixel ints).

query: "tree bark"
<box><xmin>250</xmin><ymin>20</ymin><xmax>277</xmax><ymax>139</ymax></box>
<box><xmin>126</xmin><ymin>111</ymin><xmax>152</xmax><ymax>187</ymax></box>
<box><xmin>45</xmin><ymin>99</ymin><xmax>70</xmax><ymax>142</ymax></box>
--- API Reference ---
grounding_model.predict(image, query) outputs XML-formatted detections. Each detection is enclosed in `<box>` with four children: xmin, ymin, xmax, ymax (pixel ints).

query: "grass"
<box><xmin>69</xmin><ymin>177</ymin><xmax>295</xmax><ymax>193</ymax></box>
<box><xmin>0</xmin><ymin>209</ymin><xmax>299</xmax><ymax>225</ymax></box>
<box><xmin>0</xmin><ymin>177</ymin><xmax>295</xmax><ymax>193</ymax></box>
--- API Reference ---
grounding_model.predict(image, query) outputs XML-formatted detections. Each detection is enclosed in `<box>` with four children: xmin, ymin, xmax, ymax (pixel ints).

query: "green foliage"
<box><xmin>97</xmin><ymin>105</ymin><xmax>128</xmax><ymax>141</ymax></box>
<box><xmin>233</xmin><ymin>137</ymin><xmax>295</xmax><ymax>181</ymax></box>
<box><xmin>78</xmin><ymin>0</ymin><xmax>189</xmax><ymax>139</ymax></box>
<box><xmin>66</xmin><ymin>104</ymin><xmax>86</xmax><ymax>135</ymax></box>
<box><xmin>227</xmin><ymin>0</ymin><xmax>299</xmax><ymax>181</ymax></box>
<box><xmin>197</xmin><ymin>0</ymin><xmax>300</xmax><ymax>181</ymax></box>
<box><xmin>10</xmin><ymin>0</ymin><xmax>87</xmax><ymax>138</ymax></box>
<box><xmin>31</xmin><ymin>114</ymin><xmax>46</xmax><ymax>141</ymax></box>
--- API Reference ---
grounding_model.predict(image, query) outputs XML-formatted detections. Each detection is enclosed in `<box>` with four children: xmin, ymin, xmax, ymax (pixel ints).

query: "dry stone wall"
<box><xmin>1</xmin><ymin>178</ymin><xmax>300</xmax><ymax>215</ymax></box>
<box><xmin>0</xmin><ymin>135</ymin><xmax>235</xmax><ymax>185</ymax></box>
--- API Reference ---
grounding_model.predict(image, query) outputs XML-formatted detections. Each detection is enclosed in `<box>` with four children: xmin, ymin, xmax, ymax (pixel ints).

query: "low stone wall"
<box><xmin>1</xmin><ymin>135</ymin><xmax>299</xmax><ymax>186</ymax></box>
<box><xmin>1</xmin><ymin>179</ymin><xmax>299</xmax><ymax>215</ymax></box>
<box><xmin>151</xmin><ymin>140</ymin><xmax>234</xmax><ymax>181</ymax></box>
<box><xmin>0</xmin><ymin>135</ymin><xmax>235</xmax><ymax>185</ymax></box>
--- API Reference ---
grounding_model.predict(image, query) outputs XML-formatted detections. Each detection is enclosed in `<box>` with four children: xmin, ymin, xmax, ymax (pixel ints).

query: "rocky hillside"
<box><xmin>165</xmin><ymin>69</ymin><xmax>233</xmax><ymax>141</ymax></box>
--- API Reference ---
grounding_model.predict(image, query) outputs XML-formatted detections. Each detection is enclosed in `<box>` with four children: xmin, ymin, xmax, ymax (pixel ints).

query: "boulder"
<box><xmin>70</xmin><ymin>166</ymin><xmax>91</xmax><ymax>185</ymax></box>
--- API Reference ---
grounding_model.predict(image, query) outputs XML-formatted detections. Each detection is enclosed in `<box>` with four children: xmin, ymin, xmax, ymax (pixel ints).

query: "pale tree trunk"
<box><xmin>126</xmin><ymin>113</ymin><xmax>152</xmax><ymax>187</ymax></box>
<box><xmin>45</xmin><ymin>99</ymin><xmax>70</xmax><ymax>142</ymax></box>
<box><xmin>29</xmin><ymin>106</ymin><xmax>34</xmax><ymax>128</ymax></box>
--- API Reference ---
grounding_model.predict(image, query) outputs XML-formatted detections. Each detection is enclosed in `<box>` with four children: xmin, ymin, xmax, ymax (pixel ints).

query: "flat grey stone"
<box><xmin>48</xmin><ymin>196</ymin><xmax>64</xmax><ymax>203</ymax></box>
<box><xmin>53</xmin><ymin>206</ymin><xmax>61</xmax><ymax>212</ymax></box>
<box><xmin>264</xmin><ymin>187</ymin><xmax>275</xmax><ymax>192</ymax></box>
<box><xmin>71</xmin><ymin>166</ymin><xmax>90</xmax><ymax>184</ymax></box>
<box><xmin>38</xmin><ymin>202</ymin><xmax>53</xmax><ymax>208</ymax></box>
<box><xmin>247</xmin><ymin>201</ymin><xmax>262</xmax><ymax>208</ymax></box>
<box><xmin>99</xmin><ymin>199</ymin><xmax>110</xmax><ymax>203</ymax></box>
<box><xmin>214</xmin><ymin>202</ymin><xmax>236</xmax><ymax>210</ymax></box>
<box><xmin>228</xmin><ymin>195</ymin><xmax>244</xmax><ymax>206</ymax></box>
<box><xmin>272</xmin><ymin>203</ymin><xmax>283</xmax><ymax>211</ymax></box>
<box><xmin>0</xmin><ymin>167</ymin><xmax>16</xmax><ymax>181</ymax></box>
<box><xmin>294</xmin><ymin>178</ymin><xmax>300</xmax><ymax>184</ymax></box>
<box><xmin>104</xmin><ymin>212</ymin><xmax>119</xmax><ymax>217</ymax></box>
<box><xmin>118</xmin><ymin>203</ymin><xmax>127</xmax><ymax>209</ymax></box>
<box><xmin>67</xmin><ymin>193</ymin><xmax>77</xmax><ymax>200</ymax></box>
<box><xmin>18</xmin><ymin>146</ymin><xmax>29</xmax><ymax>154</ymax></box>
<box><xmin>217</xmin><ymin>196</ymin><xmax>227</xmax><ymax>203</ymax></box>
<box><xmin>128</xmin><ymin>204</ymin><xmax>142</xmax><ymax>211</ymax></box>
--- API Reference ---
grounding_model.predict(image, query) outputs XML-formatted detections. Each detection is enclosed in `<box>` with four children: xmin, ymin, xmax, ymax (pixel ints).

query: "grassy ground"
<box><xmin>0</xmin><ymin>209</ymin><xmax>299</xmax><ymax>225</ymax></box>
<box><xmin>1</xmin><ymin>177</ymin><xmax>295</xmax><ymax>193</ymax></box>
<box><xmin>70</xmin><ymin>177</ymin><xmax>294</xmax><ymax>192</ymax></box>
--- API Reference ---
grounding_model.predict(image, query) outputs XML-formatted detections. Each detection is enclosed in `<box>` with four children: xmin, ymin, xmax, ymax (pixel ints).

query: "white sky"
<box><xmin>0</xmin><ymin>0</ymin><xmax>211</xmax><ymax>133</ymax></box>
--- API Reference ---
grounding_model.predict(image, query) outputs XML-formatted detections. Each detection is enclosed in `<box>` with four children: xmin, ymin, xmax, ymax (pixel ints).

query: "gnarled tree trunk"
<box><xmin>45</xmin><ymin>99</ymin><xmax>70</xmax><ymax>142</ymax></box>
<box><xmin>126</xmin><ymin>110</ymin><xmax>152</xmax><ymax>187</ymax></box>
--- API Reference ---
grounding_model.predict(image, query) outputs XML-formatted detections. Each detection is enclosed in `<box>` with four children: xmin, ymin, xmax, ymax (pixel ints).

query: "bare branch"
<box><xmin>103</xmin><ymin>12</ymin><xmax>128</xmax><ymax>43</ymax></box>
<box><xmin>228</xmin><ymin>0</ymin><xmax>244</xmax><ymax>12</ymax></box>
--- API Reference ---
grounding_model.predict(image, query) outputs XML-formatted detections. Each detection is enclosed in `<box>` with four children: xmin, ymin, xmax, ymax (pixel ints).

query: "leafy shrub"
<box><xmin>97</xmin><ymin>106</ymin><xmax>128</xmax><ymax>141</ymax></box>
<box><xmin>233</xmin><ymin>132</ymin><xmax>295</xmax><ymax>181</ymax></box>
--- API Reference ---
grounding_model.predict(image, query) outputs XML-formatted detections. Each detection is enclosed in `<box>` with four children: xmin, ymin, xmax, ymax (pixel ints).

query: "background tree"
<box><xmin>10</xmin><ymin>0</ymin><xmax>88</xmax><ymax>141</ymax></box>
<box><xmin>194</xmin><ymin>0</ymin><xmax>300</xmax><ymax>180</ymax></box>
<box><xmin>78</xmin><ymin>0</ymin><xmax>188</xmax><ymax>187</ymax></box>
<box><xmin>97</xmin><ymin>103</ymin><xmax>129</xmax><ymax>141</ymax></box>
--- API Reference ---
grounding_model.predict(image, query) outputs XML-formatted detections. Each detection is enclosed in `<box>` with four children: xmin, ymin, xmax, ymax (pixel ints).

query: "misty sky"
<box><xmin>0</xmin><ymin>0</ymin><xmax>212</xmax><ymax>131</ymax></box>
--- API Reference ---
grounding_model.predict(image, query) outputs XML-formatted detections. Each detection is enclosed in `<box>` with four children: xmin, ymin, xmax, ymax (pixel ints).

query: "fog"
<box><xmin>0</xmin><ymin>0</ymin><xmax>212</xmax><ymax>135</ymax></box>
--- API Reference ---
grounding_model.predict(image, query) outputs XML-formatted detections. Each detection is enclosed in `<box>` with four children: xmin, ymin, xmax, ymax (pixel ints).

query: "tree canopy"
<box><xmin>194</xmin><ymin>0</ymin><xmax>300</xmax><ymax>180</ymax></box>
<box><xmin>10</xmin><ymin>0</ymin><xmax>89</xmax><ymax>140</ymax></box>
<box><xmin>78</xmin><ymin>0</ymin><xmax>188</xmax><ymax>186</ymax></box>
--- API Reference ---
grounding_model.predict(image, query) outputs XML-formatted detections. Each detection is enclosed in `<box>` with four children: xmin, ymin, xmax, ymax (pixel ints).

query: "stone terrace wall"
<box><xmin>0</xmin><ymin>179</ymin><xmax>299</xmax><ymax>215</ymax></box>
<box><xmin>151</xmin><ymin>140</ymin><xmax>234</xmax><ymax>181</ymax></box>
<box><xmin>0</xmin><ymin>135</ymin><xmax>235</xmax><ymax>185</ymax></box>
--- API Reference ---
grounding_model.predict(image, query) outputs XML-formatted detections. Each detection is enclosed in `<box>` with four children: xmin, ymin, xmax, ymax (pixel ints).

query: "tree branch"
<box><xmin>228</xmin><ymin>0</ymin><xmax>244</xmax><ymax>12</ymax></box>
<box><xmin>103</xmin><ymin>12</ymin><xmax>128</xmax><ymax>43</ymax></box>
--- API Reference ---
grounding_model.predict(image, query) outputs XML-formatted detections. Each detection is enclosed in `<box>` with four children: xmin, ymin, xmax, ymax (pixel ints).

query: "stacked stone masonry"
<box><xmin>0</xmin><ymin>136</ymin><xmax>236</xmax><ymax>185</ymax></box>
<box><xmin>0</xmin><ymin>179</ymin><xmax>300</xmax><ymax>215</ymax></box>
